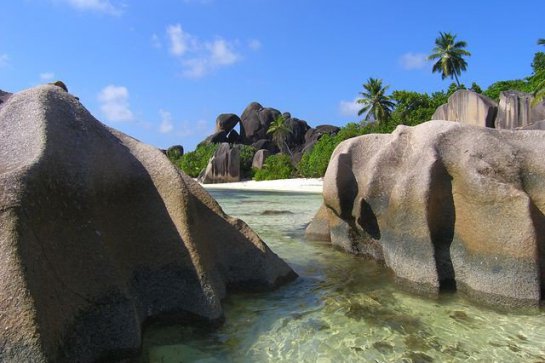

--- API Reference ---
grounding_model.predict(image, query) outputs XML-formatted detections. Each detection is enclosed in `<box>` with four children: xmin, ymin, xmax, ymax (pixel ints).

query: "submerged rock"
<box><xmin>0</xmin><ymin>85</ymin><xmax>296</xmax><ymax>362</ymax></box>
<box><xmin>307</xmin><ymin>120</ymin><xmax>545</xmax><ymax>308</ymax></box>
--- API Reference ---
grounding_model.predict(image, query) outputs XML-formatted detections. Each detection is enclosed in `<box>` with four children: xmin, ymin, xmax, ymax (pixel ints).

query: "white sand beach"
<box><xmin>200</xmin><ymin>178</ymin><xmax>323</xmax><ymax>193</ymax></box>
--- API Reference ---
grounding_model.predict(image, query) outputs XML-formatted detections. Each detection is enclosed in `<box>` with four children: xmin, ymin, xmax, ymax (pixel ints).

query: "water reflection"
<box><xmin>143</xmin><ymin>190</ymin><xmax>545</xmax><ymax>363</ymax></box>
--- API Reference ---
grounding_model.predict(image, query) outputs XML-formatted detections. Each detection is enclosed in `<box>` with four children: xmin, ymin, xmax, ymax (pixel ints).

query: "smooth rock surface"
<box><xmin>495</xmin><ymin>90</ymin><xmax>545</xmax><ymax>129</ymax></box>
<box><xmin>251</xmin><ymin>149</ymin><xmax>271</xmax><ymax>170</ymax></box>
<box><xmin>198</xmin><ymin>143</ymin><xmax>241</xmax><ymax>183</ymax></box>
<box><xmin>215</xmin><ymin>113</ymin><xmax>240</xmax><ymax>133</ymax></box>
<box><xmin>431</xmin><ymin>90</ymin><xmax>498</xmax><ymax>128</ymax></box>
<box><xmin>0</xmin><ymin>86</ymin><xmax>295</xmax><ymax>362</ymax></box>
<box><xmin>240</xmin><ymin>102</ymin><xmax>280</xmax><ymax>144</ymax></box>
<box><xmin>307</xmin><ymin>120</ymin><xmax>545</xmax><ymax>308</ymax></box>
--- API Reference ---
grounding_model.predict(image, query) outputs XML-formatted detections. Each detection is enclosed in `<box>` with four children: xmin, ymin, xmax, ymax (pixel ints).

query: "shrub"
<box><xmin>483</xmin><ymin>79</ymin><xmax>530</xmax><ymax>101</ymax></box>
<box><xmin>179</xmin><ymin>143</ymin><xmax>219</xmax><ymax>177</ymax></box>
<box><xmin>239</xmin><ymin>145</ymin><xmax>256</xmax><ymax>179</ymax></box>
<box><xmin>254</xmin><ymin>154</ymin><xmax>294</xmax><ymax>181</ymax></box>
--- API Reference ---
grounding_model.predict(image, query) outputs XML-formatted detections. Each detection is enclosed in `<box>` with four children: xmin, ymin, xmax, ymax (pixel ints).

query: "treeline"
<box><xmin>169</xmin><ymin>35</ymin><xmax>545</xmax><ymax>180</ymax></box>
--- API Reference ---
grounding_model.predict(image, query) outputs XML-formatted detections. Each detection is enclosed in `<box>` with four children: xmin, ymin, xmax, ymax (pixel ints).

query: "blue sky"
<box><xmin>1</xmin><ymin>0</ymin><xmax>544</xmax><ymax>151</ymax></box>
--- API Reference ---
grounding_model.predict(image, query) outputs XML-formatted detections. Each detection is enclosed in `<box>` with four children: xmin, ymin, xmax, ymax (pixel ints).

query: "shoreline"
<box><xmin>199</xmin><ymin>178</ymin><xmax>323</xmax><ymax>194</ymax></box>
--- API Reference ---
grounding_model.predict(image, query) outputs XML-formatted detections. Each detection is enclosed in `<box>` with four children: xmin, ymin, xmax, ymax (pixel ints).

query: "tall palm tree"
<box><xmin>538</xmin><ymin>38</ymin><xmax>545</xmax><ymax>47</ymax></box>
<box><xmin>428</xmin><ymin>32</ymin><xmax>471</xmax><ymax>87</ymax></box>
<box><xmin>356</xmin><ymin>78</ymin><xmax>395</xmax><ymax>123</ymax></box>
<box><xmin>267</xmin><ymin>115</ymin><xmax>293</xmax><ymax>155</ymax></box>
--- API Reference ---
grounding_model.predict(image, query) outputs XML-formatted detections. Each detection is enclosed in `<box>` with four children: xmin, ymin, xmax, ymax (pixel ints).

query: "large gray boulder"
<box><xmin>431</xmin><ymin>90</ymin><xmax>498</xmax><ymax>128</ymax></box>
<box><xmin>495</xmin><ymin>90</ymin><xmax>545</xmax><ymax>129</ymax></box>
<box><xmin>0</xmin><ymin>86</ymin><xmax>296</xmax><ymax>362</ymax></box>
<box><xmin>240</xmin><ymin>102</ymin><xmax>281</xmax><ymax>144</ymax></box>
<box><xmin>198</xmin><ymin>143</ymin><xmax>241</xmax><ymax>184</ymax></box>
<box><xmin>215</xmin><ymin>113</ymin><xmax>240</xmax><ymax>133</ymax></box>
<box><xmin>252</xmin><ymin>149</ymin><xmax>271</xmax><ymax>170</ymax></box>
<box><xmin>307</xmin><ymin>120</ymin><xmax>545</xmax><ymax>308</ymax></box>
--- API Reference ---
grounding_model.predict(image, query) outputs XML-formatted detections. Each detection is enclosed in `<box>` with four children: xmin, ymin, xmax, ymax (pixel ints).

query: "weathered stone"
<box><xmin>285</xmin><ymin>117</ymin><xmax>310</xmax><ymax>148</ymax></box>
<box><xmin>251</xmin><ymin>139</ymin><xmax>278</xmax><ymax>154</ymax></box>
<box><xmin>520</xmin><ymin>120</ymin><xmax>545</xmax><ymax>130</ymax></box>
<box><xmin>215</xmin><ymin>113</ymin><xmax>240</xmax><ymax>133</ymax></box>
<box><xmin>251</xmin><ymin>149</ymin><xmax>271</xmax><ymax>170</ymax></box>
<box><xmin>240</xmin><ymin>102</ymin><xmax>280</xmax><ymax>144</ymax></box>
<box><xmin>0</xmin><ymin>90</ymin><xmax>11</xmax><ymax>110</ymax></box>
<box><xmin>166</xmin><ymin>145</ymin><xmax>184</xmax><ymax>158</ymax></box>
<box><xmin>495</xmin><ymin>91</ymin><xmax>545</xmax><ymax>129</ymax></box>
<box><xmin>308</xmin><ymin>120</ymin><xmax>545</xmax><ymax>308</ymax></box>
<box><xmin>199</xmin><ymin>130</ymin><xmax>228</xmax><ymax>146</ymax></box>
<box><xmin>198</xmin><ymin>143</ymin><xmax>241</xmax><ymax>183</ymax></box>
<box><xmin>0</xmin><ymin>86</ymin><xmax>296</xmax><ymax>362</ymax></box>
<box><xmin>431</xmin><ymin>90</ymin><xmax>498</xmax><ymax>128</ymax></box>
<box><xmin>227</xmin><ymin>129</ymin><xmax>240</xmax><ymax>144</ymax></box>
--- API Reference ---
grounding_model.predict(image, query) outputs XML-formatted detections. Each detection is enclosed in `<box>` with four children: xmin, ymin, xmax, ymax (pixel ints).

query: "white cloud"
<box><xmin>248</xmin><ymin>39</ymin><xmax>262</xmax><ymax>51</ymax></box>
<box><xmin>59</xmin><ymin>0</ymin><xmax>123</xmax><ymax>15</ymax></box>
<box><xmin>159</xmin><ymin>109</ymin><xmax>174</xmax><ymax>134</ymax></box>
<box><xmin>0</xmin><ymin>54</ymin><xmax>9</xmax><ymax>68</ymax></box>
<box><xmin>339</xmin><ymin>98</ymin><xmax>361</xmax><ymax>117</ymax></box>
<box><xmin>98</xmin><ymin>85</ymin><xmax>133</xmax><ymax>122</ymax></box>
<box><xmin>208</xmin><ymin>39</ymin><xmax>239</xmax><ymax>65</ymax></box>
<box><xmin>163</xmin><ymin>23</ymin><xmax>241</xmax><ymax>78</ymax></box>
<box><xmin>167</xmin><ymin>24</ymin><xmax>194</xmax><ymax>56</ymax></box>
<box><xmin>399</xmin><ymin>52</ymin><xmax>429</xmax><ymax>70</ymax></box>
<box><xmin>151</xmin><ymin>34</ymin><xmax>162</xmax><ymax>48</ymax></box>
<box><xmin>40</xmin><ymin>72</ymin><xmax>55</xmax><ymax>81</ymax></box>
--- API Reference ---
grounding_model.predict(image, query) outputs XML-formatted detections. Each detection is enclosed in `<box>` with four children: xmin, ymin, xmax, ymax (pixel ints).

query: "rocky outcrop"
<box><xmin>520</xmin><ymin>120</ymin><xmax>545</xmax><ymax>130</ymax></box>
<box><xmin>0</xmin><ymin>90</ymin><xmax>11</xmax><ymax>110</ymax></box>
<box><xmin>198</xmin><ymin>143</ymin><xmax>241</xmax><ymax>183</ymax></box>
<box><xmin>166</xmin><ymin>144</ymin><xmax>184</xmax><ymax>158</ymax></box>
<box><xmin>307</xmin><ymin>120</ymin><xmax>545</xmax><ymax>308</ymax></box>
<box><xmin>240</xmin><ymin>102</ymin><xmax>281</xmax><ymax>144</ymax></box>
<box><xmin>252</xmin><ymin>149</ymin><xmax>271</xmax><ymax>170</ymax></box>
<box><xmin>431</xmin><ymin>90</ymin><xmax>498</xmax><ymax>127</ymax></box>
<box><xmin>0</xmin><ymin>86</ymin><xmax>296</xmax><ymax>362</ymax></box>
<box><xmin>215</xmin><ymin>113</ymin><xmax>240</xmax><ymax>133</ymax></box>
<box><xmin>495</xmin><ymin>91</ymin><xmax>545</xmax><ymax>129</ymax></box>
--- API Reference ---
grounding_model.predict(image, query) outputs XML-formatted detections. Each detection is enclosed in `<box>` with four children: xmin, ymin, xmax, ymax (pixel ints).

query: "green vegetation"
<box><xmin>428</xmin><ymin>32</ymin><xmax>471</xmax><ymax>86</ymax></box>
<box><xmin>356</xmin><ymin>78</ymin><xmax>395</xmax><ymax>123</ymax></box>
<box><xmin>267</xmin><ymin>115</ymin><xmax>293</xmax><ymax>155</ymax></box>
<box><xmin>239</xmin><ymin>145</ymin><xmax>257</xmax><ymax>179</ymax></box>
<box><xmin>168</xmin><ymin>34</ymin><xmax>545</xmax><ymax>181</ymax></box>
<box><xmin>254</xmin><ymin>154</ymin><xmax>294</xmax><ymax>181</ymax></box>
<box><xmin>178</xmin><ymin>143</ymin><xmax>219</xmax><ymax>177</ymax></box>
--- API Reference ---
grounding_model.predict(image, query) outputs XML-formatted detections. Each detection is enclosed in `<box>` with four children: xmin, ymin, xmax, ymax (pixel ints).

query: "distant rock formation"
<box><xmin>252</xmin><ymin>149</ymin><xmax>271</xmax><ymax>170</ymax></box>
<box><xmin>307</xmin><ymin>120</ymin><xmax>545</xmax><ymax>308</ymax></box>
<box><xmin>197</xmin><ymin>102</ymin><xmax>339</xmax><ymax>182</ymax></box>
<box><xmin>495</xmin><ymin>90</ymin><xmax>545</xmax><ymax>129</ymax></box>
<box><xmin>198</xmin><ymin>143</ymin><xmax>241</xmax><ymax>183</ymax></box>
<box><xmin>0</xmin><ymin>90</ymin><xmax>12</xmax><ymax>110</ymax></box>
<box><xmin>0</xmin><ymin>85</ymin><xmax>296</xmax><ymax>362</ymax></box>
<box><xmin>432</xmin><ymin>89</ymin><xmax>545</xmax><ymax>130</ymax></box>
<box><xmin>431</xmin><ymin>90</ymin><xmax>497</xmax><ymax>127</ymax></box>
<box><xmin>166</xmin><ymin>144</ymin><xmax>184</xmax><ymax>158</ymax></box>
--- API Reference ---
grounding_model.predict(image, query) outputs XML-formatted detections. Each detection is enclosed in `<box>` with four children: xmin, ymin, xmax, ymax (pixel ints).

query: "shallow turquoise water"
<box><xmin>143</xmin><ymin>190</ymin><xmax>545</xmax><ymax>363</ymax></box>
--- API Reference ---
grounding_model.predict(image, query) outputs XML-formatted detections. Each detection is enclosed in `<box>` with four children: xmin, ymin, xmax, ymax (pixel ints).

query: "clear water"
<box><xmin>143</xmin><ymin>190</ymin><xmax>545</xmax><ymax>363</ymax></box>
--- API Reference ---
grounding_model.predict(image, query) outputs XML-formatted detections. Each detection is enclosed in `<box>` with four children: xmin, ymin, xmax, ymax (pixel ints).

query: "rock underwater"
<box><xmin>307</xmin><ymin>120</ymin><xmax>545</xmax><ymax>308</ymax></box>
<box><xmin>0</xmin><ymin>85</ymin><xmax>296</xmax><ymax>362</ymax></box>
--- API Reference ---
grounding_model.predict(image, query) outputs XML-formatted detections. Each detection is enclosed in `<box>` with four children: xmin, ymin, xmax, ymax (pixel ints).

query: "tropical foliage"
<box><xmin>178</xmin><ymin>143</ymin><xmax>219</xmax><ymax>177</ymax></box>
<box><xmin>254</xmin><ymin>154</ymin><xmax>294</xmax><ymax>181</ymax></box>
<box><xmin>267</xmin><ymin>115</ymin><xmax>293</xmax><ymax>155</ymax></box>
<box><xmin>428</xmin><ymin>32</ymin><xmax>471</xmax><ymax>86</ymax></box>
<box><xmin>356</xmin><ymin>78</ymin><xmax>395</xmax><ymax>123</ymax></box>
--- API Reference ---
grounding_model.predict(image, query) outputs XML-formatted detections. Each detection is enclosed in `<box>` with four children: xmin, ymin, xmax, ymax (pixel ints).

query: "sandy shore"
<box><xmin>200</xmin><ymin>178</ymin><xmax>323</xmax><ymax>193</ymax></box>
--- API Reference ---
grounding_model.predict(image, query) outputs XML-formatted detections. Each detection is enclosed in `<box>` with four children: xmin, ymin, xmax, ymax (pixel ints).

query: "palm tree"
<box><xmin>267</xmin><ymin>115</ymin><xmax>293</xmax><ymax>155</ymax></box>
<box><xmin>428</xmin><ymin>32</ymin><xmax>471</xmax><ymax>87</ymax></box>
<box><xmin>538</xmin><ymin>38</ymin><xmax>545</xmax><ymax>47</ymax></box>
<box><xmin>356</xmin><ymin>78</ymin><xmax>395</xmax><ymax>123</ymax></box>
<box><xmin>532</xmin><ymin>71</ymin><xmax>545</xmax><ymax>106</ymax></box>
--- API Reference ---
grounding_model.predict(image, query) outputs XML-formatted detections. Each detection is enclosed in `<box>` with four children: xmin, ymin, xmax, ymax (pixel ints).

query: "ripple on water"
<box><xmin>143</xmin><ymin>190</ymin><xmax>545</xmax><ymax>363</ymax></box>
